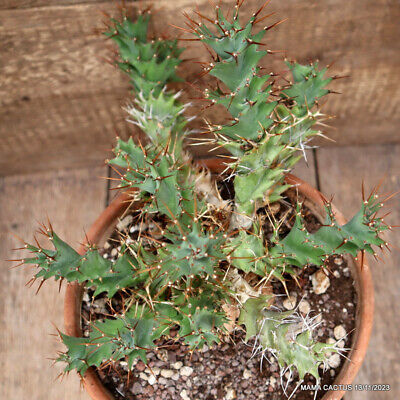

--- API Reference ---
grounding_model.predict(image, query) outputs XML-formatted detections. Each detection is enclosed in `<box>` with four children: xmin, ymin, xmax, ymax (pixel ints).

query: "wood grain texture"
<box><xmin>317</xmin><ymin>144</ymin><xmax>400</xmax><ymax>399</ymax></box>
<box><xmin>291</xmin><ymin>150</ymin><xmax>317</xmax><ymax>189</ymax></box>
<box><xmin>1</xmin><ymin>0</ymin><xmax>100</xmax><ymax>10</ymax></box>
<box><xmin>1</xmin><ymin>0</ymin><xmax>399</xmax><ymax>172</ymax></box>
<box><xmin>0</xmin><ymin>167</ymin><xmax>107</xmax><ymax>400</ymax></box>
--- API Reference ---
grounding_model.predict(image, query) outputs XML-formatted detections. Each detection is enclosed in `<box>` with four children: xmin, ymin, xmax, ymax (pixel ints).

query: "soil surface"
<box><xmin>80</xmin><ymin>186</ymin><xmax>357</xmax><ymax>400</ymax></box>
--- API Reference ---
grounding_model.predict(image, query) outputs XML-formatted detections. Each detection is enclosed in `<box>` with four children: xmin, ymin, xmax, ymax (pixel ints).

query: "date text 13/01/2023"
<box><xmin>300</xmin><ymin>384</ymin><xmax>391</xmax><ymax>392</ymax></box>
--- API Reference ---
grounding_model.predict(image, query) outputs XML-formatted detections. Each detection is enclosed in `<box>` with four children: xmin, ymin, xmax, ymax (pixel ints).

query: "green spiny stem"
<box><xmin>106</xmin><ymin>13</ymin><xmax>183</xmax><ymax>97</ymax></box>
<box><xmin>106</xmin><ymin>13</ymin><xmax>191</xmax><ymax>155</ymax></box>
<box><xmin>268</xmin><ymin>196</ymin><xmax>387</xmax><ymax>269</ymax></box>
<box><xmin>58</xmin><ymin>304</ymin><xmax>170</xmax><ymax>374</ymax></box>
<box><xmin>24</xmin><ymin>231</ymin><xmax>146</xmax><ymax>297</ymax></box>
<box><xmin>238</xmin><ymin>295</ymin><xmax>339</xmax><ymax>383</ymax></box>
<box><xmin>59</xmin><ymin>284</ymin><xmax>229</xmax><ymax>375</ymax></box>
<box><xmin>125</xmin><ymin>89</ymin><xmax>193</xmax><ymax>155</ymax></box>
<box><xmin>190</xmin><ymin>5</ymin><xmax>332</xmax><ymax>215</ymax></box>
<box><xmin>23</xmin><ymin>217</ymin><xmax>228</xmax><ymax>298</ymax></box>
<box><xmin>108</xmin><ymin>137</ymin><xmax>186</xmax><ymax>218</ymax></box>
<box><xmin>225</xmin><ymin>195</ymin><xmax>387</xmax><ymax>279</ymax></box>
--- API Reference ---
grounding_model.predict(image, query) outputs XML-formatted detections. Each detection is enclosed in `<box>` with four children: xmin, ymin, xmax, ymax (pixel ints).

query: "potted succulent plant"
<box><xmin>17</xmin><ymin>2</ymin><xmax>389</xmax><ymax>399</ymax></box>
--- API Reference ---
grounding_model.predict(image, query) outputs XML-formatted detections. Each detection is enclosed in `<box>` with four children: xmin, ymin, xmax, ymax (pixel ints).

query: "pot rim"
<box><xmin>64</xmin><ymin>160</ymin><xmax>374</xmax><ymax>400</ymax></box>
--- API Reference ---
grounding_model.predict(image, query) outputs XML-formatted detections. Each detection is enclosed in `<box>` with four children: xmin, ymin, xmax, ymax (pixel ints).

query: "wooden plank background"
<box><xmin>1</xmin><ymin>0</ymin><xmax>400</xmax><ymax>175</ymax></box>
<box><xmin>0</xmin><ymin>167</ymin><xmax>107</xmax><ymax>400</ymax></box>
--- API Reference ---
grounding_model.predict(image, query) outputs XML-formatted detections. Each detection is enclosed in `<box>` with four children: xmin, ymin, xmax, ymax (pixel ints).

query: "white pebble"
<box><xmin>225</xmin><ymin>388</ymin><xmax>236</xmax><ymax>400</ymax></box>
<box><xmin>334</xmin><ymin>325</ymin><xmax>346</xmax><ymax>340</ymax></box>
<box><xmin>333</xmin><ymin>270</ymin><xmax>340</xmax><ymax>278</ymax></box>
<box><xmin>145</xmin><ymin>367</ymin><xmax>160</xmax><ymax>376</ymax></box>
<box><xmin>116</xmin><ymin>215</ymin><xmax>133</xmax><ymax>231</ymax></box>
<box><xmin>180</xmin><ymin>389</ymin><xmax>190</xmax><ymax>400</ymax></box>
<box><xmin>158</xmin><ymin>377</ymin><xmax>167</xmax><ymax>385</ymax></box>
<box><xmin>157</xmin><ymin>350</ymin><xmax>168</xmax><ymax>362</ymax></box>
<box><xmin>93</xmin><ymin>298</ymin><xmax>107</xmax><ymax>313</ymax></box>
<box><xmin>172</xmin><ymin>373</ymin><xmax>180</xmax><ymax>381</ymax></box>
<box><xmin>327</xmin><ymin>337</ymin><xmax>344</xmax><ymax>348</ymax></box>
<box><xmin>139</xmin><ymin>372</ymin><xmax>148</xmax><ymax>381</ymax></box>
<box><xmin>180</xmin><ymin>366</ymin><xmax>193</xmax><ymax>377</ymax></box>
<box><xmin>269</xmin><ymin>376</ymin><xmax>277</xmax><ymax>386</ymax></box>
<box><xmin>283</xmin><ymin>295</ymin><xmax>297</xmax><ymax>310</ymax></box>
<box><xmin>327</xmin><ymin>353</ymin><xmax>341</xmax><ymax>368</ymax></box>
<box><xmin>311</xmin><ymin>269</ymin><xmax>330</xmax><ymax>294</ymax></box>
<box><xmin>334</xmin><ymin>257</ymin><xmax>343</xmax><ymax>265</ymax></box>
<box><xmin>243</xmin><ymin>369</ymin><xmax>252</xmax><ymax>379</ymax></box>
<box><xmin>147</xmin><ymin>374</ymin><xmax>156</xmax><ymax>385</ymax></box>
<box><xmin>160</xmin><ymin>369</ymin><xmax>174</xmax><ymax>378</ymax></box>
<box><xmin>173</xmin><ymin>361</ymin><xmax>183</xmax><ymax>369</ymax></box>
<box><xmin>130</xmin><ymin>225</ymin><xmax>139</xmax><ymax>233</ymax></box>
<box><xmin>111</xmin><ymin>248</ymin><xmax>118</xmax><ymax>257</ymax></box>
<box><xmin>298</xmin><ymin>300</ymin><xmax>311</xmax><ymax>314</ymax></box>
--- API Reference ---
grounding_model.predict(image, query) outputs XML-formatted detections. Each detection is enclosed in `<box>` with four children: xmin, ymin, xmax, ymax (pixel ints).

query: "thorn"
<box><xmin>253</xmin><ymin>12</ymin><xmax>275</xmax><ymax>25</ymax></box>
<box><xmin>253</xmin><ymin>0</ymin><xmax>272</xmax><ymax>19</ymax></box>
<box><xmin>193</xmin><ymin>10</ymin><xmax>214</xmax><ymax>24</ymax></box>
<box><xmin>361</xmin><ymin>180</ymin><xmax>365</xmax><ymax>203</ymax></box>
<box><xmin>169</xmin><ymin>24</ymin><xmax>194</xmax><ymax>34</ymax></box>
<box><xmin>35</xmin><ymin>279</ymin><xmax>46</xmax><ymax>295</ymax></box>
<box><xmin>381</xmin><ymin>190</ymin><xmax>400</xmax><ymax>204</ymax></box>
<box><xmin>331</xmin><ymin>75</ymin><xmax>350</xmax><ymax>80</ymax></box>
<box><xmin>264</xmin><ymin>18</ymin><xmax>288</xmax><ymax>32</ymax></box>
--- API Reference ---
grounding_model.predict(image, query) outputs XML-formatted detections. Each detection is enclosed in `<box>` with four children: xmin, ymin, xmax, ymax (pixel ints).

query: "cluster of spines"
<box><xmin>23</xmin><ymin>228</ymin><xmax>143</xmax><ymax>297</ymax></box>
<box><xmin>238</xmin><ymin>295</ymin><xmax>343</xmax><ymax>391</ymax></box>
<box><xmin>105</xmin><ymin>12</ymin><xmax>191</xmax><ymax>154</ymax></box>
<box><xmin>58</xmin><ymin>290</ymin><xmax>228</xmax><ymax>375</ymax></box>
<box><xmin>105</xmin><ymin>12</ymin><xmax>183</xmax><ymax>97</ymax></box>
<box><xmin>183</xmin><ymin>1</ymin><xmax>332</xmax><ymax>215</ymax></box>
<box><xmin>108</xmin><ymin>136</ymin><xmax>186</xmax><ymax>218</ymax></box>
<box><xmin>222</xmin><ymin>192</ymin><xmax>388</xmax><ymax>283</ymax></box>
<box><xmin>20</xmin><ymin>198</ymin><xmax>231</xmax><ymax>372</ymax></box>
<box><xmin>268</xmin><ymin>195</ymin><xmax>388</xmax><ymax>271</ymax></box>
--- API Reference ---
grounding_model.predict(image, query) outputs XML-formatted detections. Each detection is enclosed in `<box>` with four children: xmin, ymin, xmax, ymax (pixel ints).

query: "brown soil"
<box><xmin>80</xmin><ymin>187</ymin><xmax>357</xmax><ymax>400</ymax></box>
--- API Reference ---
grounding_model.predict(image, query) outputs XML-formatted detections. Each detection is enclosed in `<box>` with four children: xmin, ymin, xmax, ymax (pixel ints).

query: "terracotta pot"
<box><xmin>64</xmin><ymin>159</ymin><xmax>374</xmax><ymax>400</ymax></box>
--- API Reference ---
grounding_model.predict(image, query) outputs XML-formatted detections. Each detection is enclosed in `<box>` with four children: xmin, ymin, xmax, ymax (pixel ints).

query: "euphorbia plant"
<box><xmin>18</xmin><ymin>1</ymin><xmax>388</xmax><ymax>392</ymax></box>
